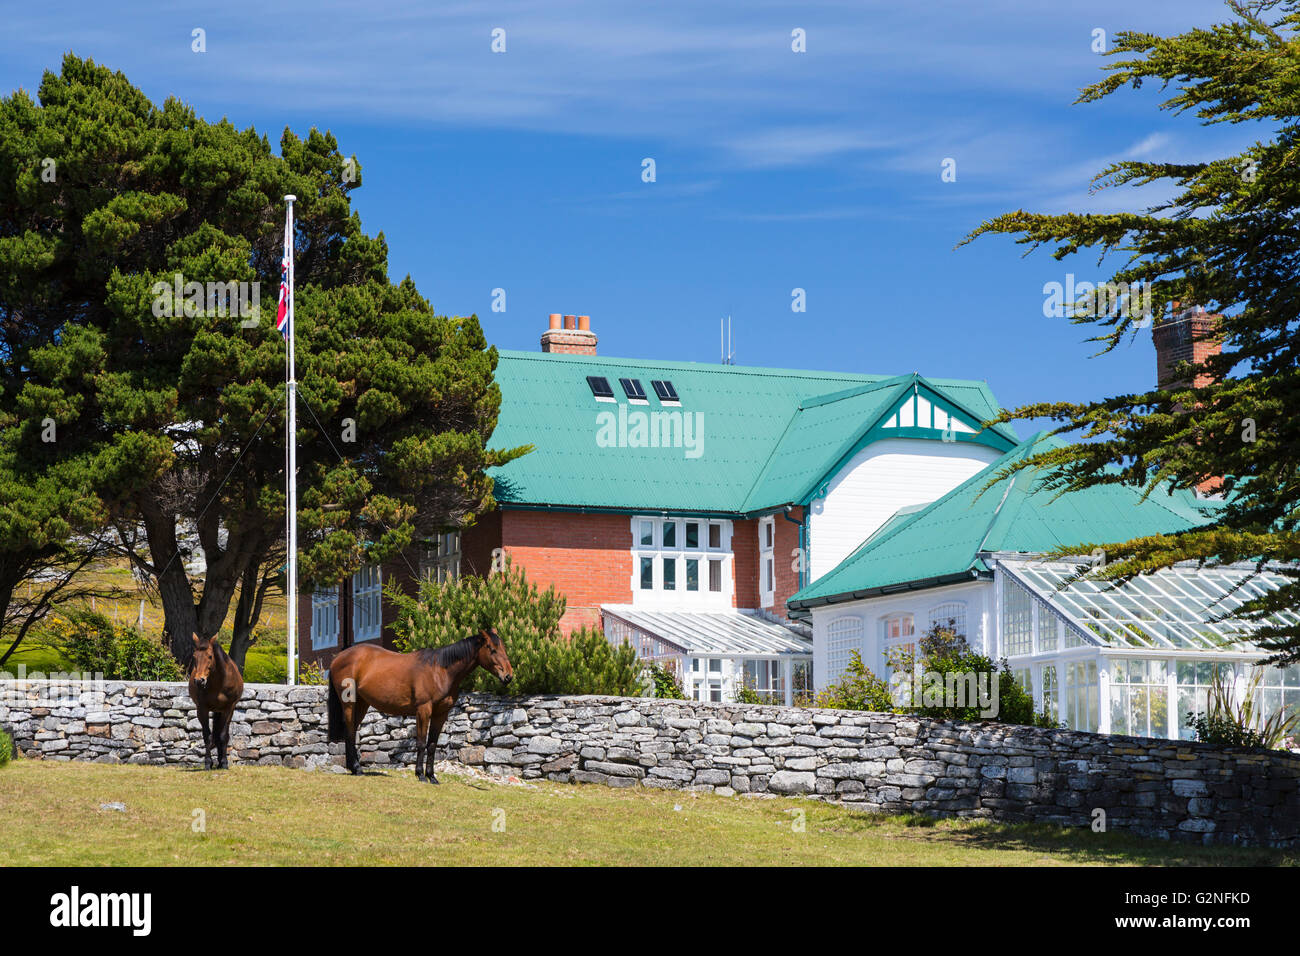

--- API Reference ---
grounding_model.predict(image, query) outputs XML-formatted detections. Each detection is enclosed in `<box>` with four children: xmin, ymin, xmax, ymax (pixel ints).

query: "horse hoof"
<box><xmin>427</xmin><ymin>775</ymin><xmax>440</xmax><ymax>785</ymax></box>
<box><xmin>416</xmin><ymin>773</ymin><xmax>426</xmax><ymax>782</ymax></box>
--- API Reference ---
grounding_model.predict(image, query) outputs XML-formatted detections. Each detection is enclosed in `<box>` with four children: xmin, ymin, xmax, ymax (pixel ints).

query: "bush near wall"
<box><xmin>389</xmin><ymin>560</ymin><xmax>644</xmax><ymax>696</ymax></box>
<box><xmin>58</xmin><ymin>610</ymin><xmax>183</xmax><ymax>682</ymax></box>
<box><xmin>0</xmin><ymin>726</ymin><xmax>15</xmax><ymax>767</ymax></box>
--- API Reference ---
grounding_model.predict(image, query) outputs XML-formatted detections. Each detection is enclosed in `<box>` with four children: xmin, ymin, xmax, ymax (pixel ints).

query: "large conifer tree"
<box><xmin>0</xmin><ymin>55</ymin><xmax>525</xmax><ymax>666</ymax></box>
<box><xmin>965</xmin><ymin>1</ymin><xmax>1300</xmax><ymax>662</ymax></box>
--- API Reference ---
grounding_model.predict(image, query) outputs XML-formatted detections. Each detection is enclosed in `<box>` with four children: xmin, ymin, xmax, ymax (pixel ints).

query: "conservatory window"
<box><xmin>1109</xmin><ymin>659</ymin><xmax>1170</xmax><ymax>739</ymax></box>
<box><xmin>1064</xmin><ymin>660</ymin><xmax>1099</xmax><ymax>733</ymax></box>
<box><xmin>1001</xmin><ymin>575</ymin><xmax>1034</xmax><ymax>657</ymax></box>
<box><xmin>792</xmin><ymin>660</ymin><xmax>814</xmax><ymax>702</ymax></box>
<box><xmin>743</xmin><ymin>659</ymin><xmax>785</xmax><ymax>704</ymax></box>
<box><xmin>1040</xmin><ymin>664</ymin><xmax>1059</xmax><ymax>722</ymax></box>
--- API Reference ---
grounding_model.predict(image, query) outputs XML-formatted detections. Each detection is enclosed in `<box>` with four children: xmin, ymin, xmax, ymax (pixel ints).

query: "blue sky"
<box><xmin>4</xmin><ymin>0</ymin><xmax>1265</xmax><ymax>435</ymax></box>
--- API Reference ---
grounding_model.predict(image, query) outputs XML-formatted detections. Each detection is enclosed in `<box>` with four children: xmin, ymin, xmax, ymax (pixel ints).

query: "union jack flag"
<box><xmin>276</xmin><ymin>208</ymin><xmax>292</xmax><ymax>339</ymax></box>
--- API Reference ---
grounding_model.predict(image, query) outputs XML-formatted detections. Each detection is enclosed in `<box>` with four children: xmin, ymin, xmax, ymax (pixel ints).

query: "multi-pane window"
<box><xmin>419</xmin><ymin>531</ymin><xmax>461</xmax><ymax>583</ymax></box>
<box><xmin>352</xmin><ymin>565</ymin><xmax>382</xmax><ymax>643</ymax></box>
<box><xmin>743</xmin><ymin>659</ymin><xmax>785</xmax><ymax>704</ymax></box>
<box><xmin>927</xmin><ymin>602</ymin><xmax>967</xmax><ymax>639</ymax></box>
<box><xmin>1173</xmin><ymin>660</ymin><xmax>1300</xmax><ymax>740</ymax></box>
<box><xmin>708</xmin><ymin>559</ymin><xmax>723</xmax><ymax>593</ymax></box>
<box><xmin>1040</xmin><ymin>664</ymin><xmax>1059</xmax><ymax>722</ymax></box>
<box><xmin>633</xmin><ymin>517</ymin><xmax>729</xmax><ymax>598</ymax></box>
<box><xmin>1109</xmin><ymin>658</ymin><xmax>1170</xmax><ymax>738</ymax></box>
<box><xmin>1002</xmin><ymin>575</ymin><xmax>1034</xmax><ymax>657</ymax></box>
<box><xmin>1064</xmin><ymin>659</ymin><xmax>1099</xmax><ymax>732</ymax></box>
<box><xmin>880</xmin><ymin>613</ymin><xmax>915</xmax><ymax>674</ymax></box>
<box><xmin>791</xmin><ymin>660</ymin><xmax>814</xmax><ymax>702</ymax></box>
<box><xmin>311</xmin><ymin>588</ymin><xmax>340</xmax><ymax>650</ymax></box>
<box><xmin>825</xmin><ymin>616</ymin><xmax>863</xmax><ymax>685</ymax></box>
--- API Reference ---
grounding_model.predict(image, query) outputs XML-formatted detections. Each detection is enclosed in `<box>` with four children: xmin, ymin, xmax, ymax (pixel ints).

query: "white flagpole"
<box><xmin>284</xmin><ymin>195</ymin><xmax>298</xmax><ymax>686</ymax></box>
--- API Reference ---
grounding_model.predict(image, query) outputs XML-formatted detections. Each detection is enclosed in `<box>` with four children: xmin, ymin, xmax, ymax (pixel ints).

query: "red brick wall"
<box><xmin>773</xmin><ymin>507</ymin><xmax>804</xmax><ymax>612</ymax></box>
<box><xmin>732</xmin><ymin>519</ymin><xmax>758</xmax><ymax>609</ymax></box>
<box><xmin>461</xmin><ymin>510</ymin><xmax>502</xmax><ymax>577</ymax></box>
<box><xmin>499</xmin><ymin>510</ymin><xmax>633</xmax><ymax>633</ymax></box>
<box><xmin>731</xmin><ymin>510</ymin><xmax>804</xmax><ymax>618</ymax></box>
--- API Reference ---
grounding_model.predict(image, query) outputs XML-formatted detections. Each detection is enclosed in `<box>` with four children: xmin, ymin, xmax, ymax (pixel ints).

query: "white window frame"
<box><xmin>825</xmin><ymin>615</ymin><xmax>864</xmax><ymax>686</ymax></box>
<box><xmin>419</xmin><ymin>531</ymin><xmax>461</xmax><ymax>584</ymax></box>
<box><xmin>311</xmin><ymin>587</ymin><xmax>340</xmax><ymax>651</ymax></box>
<box><xmin>879</xmin><ymin>612</ymin><xmax>916</xmax><ymax>674</ymax></box>
<box><xmin>631</xmin><ymin>517</ymin><xmax>732</xmax><ymax>607</ymax></box>
<box><xmin>352</xmin><ymin>564</ymin><xmax>383</xmax><ymax>643</ymax></box>
<box><xmin>759</xmin><ymin>516</ymin><xmax>775</xmax><ymax>608</ymax></box>
<box><xmin>926</xmin><ymin>601</ymin><xmax>967</xmax><ymax>640</ymax></box>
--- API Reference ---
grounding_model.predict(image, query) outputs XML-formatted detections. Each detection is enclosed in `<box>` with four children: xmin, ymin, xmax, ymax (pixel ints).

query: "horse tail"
<box><xmin>327</xmin><ymin>676</ymin><xmax>345</xmax><ymax>743</ymax></box>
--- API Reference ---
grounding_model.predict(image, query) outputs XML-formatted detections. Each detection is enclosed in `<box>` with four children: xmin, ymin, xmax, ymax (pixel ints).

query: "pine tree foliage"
<box><xmin>0</xmin><ymin>55</ymin><xmax>528</xmax><ymax>665</ymax></box>
<box><xmin>963</xmin><ymin>2</ymin><xmax>1300</xmax><ymax>663</ymax></box>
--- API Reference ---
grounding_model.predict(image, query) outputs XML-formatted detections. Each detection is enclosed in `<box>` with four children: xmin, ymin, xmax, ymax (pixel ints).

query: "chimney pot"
<box><xmin>540</xmin><ymin>312</ymin><xmax>598</xmax><ymax>356</ymax></box>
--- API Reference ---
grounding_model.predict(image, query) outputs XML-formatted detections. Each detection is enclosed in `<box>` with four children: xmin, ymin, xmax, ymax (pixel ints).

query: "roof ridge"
<box><xmin>798</xmin><ymin>374</ymin><xmax>913</xmax><ymax>411</ymax></box>
<box><xmin>496</xmin><ymin>349</ymin><xmax>1001</xmax><ymax>391</ymax></box>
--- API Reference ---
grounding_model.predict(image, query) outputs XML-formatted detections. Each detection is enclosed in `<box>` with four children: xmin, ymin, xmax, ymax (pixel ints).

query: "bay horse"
<box><xmin>327</xmin><ymin>627</ymin><xmax>513</xmax><ymax>784</ymax></box>
<box><xmin>188</xmin><ymin>632</ymin><xmax>244</xmax><ymax>770</ymax></box>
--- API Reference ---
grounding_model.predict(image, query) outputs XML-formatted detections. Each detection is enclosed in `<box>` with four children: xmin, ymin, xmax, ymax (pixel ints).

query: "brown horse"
<box><xmin>188</xmin><ymin>633</ymin><xmax>244</xmax><ymax>771</ymax></box>
<box><xmin>327</xmin><ymin>627</ymin><xmax>513</xmax><ymax>783</ymax></box>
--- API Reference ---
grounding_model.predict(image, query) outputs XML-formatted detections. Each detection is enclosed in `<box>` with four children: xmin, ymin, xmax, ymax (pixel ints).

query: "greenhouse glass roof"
<box><xmin>995</xmin><ymin>557</ymin><xmax>1300</xmax><ymax>652</ymax></box>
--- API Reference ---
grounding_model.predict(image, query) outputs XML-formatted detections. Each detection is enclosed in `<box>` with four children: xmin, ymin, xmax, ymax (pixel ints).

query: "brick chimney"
<box><xmin>1153</xmin><ymin>303</ymin><xmax>1224</xmax><ymax>495</ymax></box>
<box><xmin>540</xmin><ymin>313</ymin><xmax>597</xmax><ymax>356</ymax></box>
<box><xmin>1152</xmin><ymin>303</ymin><xmax>1222</xmax><ymax>389</ymax></box>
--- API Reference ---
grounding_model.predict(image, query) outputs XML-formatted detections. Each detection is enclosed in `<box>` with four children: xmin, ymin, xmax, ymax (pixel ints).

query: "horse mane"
<box><xmin>419</xmin><ymin>634</ymin><xmax>480</xmax><ymax>668</ymax></box>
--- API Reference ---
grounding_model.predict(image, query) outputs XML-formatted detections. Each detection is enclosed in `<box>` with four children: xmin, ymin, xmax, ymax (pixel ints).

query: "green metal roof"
<box><xmin>789</xmin><ymin>432</ymin><xmax>1222</xmax><ymax>609</ymax></box>
<box><xmin>488</xmin><ymin>350</ymin><xmax>1015</xmax><ymax>515</ymax></box>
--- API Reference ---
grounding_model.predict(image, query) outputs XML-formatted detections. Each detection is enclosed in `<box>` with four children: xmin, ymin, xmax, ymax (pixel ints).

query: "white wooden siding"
<box><xmin>807</xmin><ymin>438</ymin><xmax>1002</xmax><ymax>582</ymax></box>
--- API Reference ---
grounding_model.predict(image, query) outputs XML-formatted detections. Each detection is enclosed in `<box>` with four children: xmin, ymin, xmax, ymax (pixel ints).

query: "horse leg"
<box><xmin>216</xmin><ymin>708</ymin><xmax>231</xmax><ymax>770</ymax></box>
<box><xmin>346</xmin><ymin>701</ymin><xmax>369</xmax><ymax>775</ymax></box>
<box><xmin>425</xmin><ymin>708</ymin><xmax>448</xmax><ymax>785</ymax></box>
<box><xmin>414</xmin><ymin>704</ymin><xmax>431</xmax><ymax>782</ymax></box>
<box><xmin>197</xmin><ymin>706</ymin><xmax>212</xmax><ymax>771</ymax></box>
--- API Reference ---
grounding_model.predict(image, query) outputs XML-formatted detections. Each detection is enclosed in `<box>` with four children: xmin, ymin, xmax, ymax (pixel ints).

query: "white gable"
<box><xmin>806</xmin><ymin>437</ymin><xmax>1002</xmax><ymax>582</ymax></box>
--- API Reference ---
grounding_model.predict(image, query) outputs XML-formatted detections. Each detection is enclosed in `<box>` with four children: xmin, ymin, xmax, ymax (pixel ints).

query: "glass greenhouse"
<box><xmin>992</xmin><ymin>555</ymin><xmax>1300</xmax><ymax>741</ymax></box>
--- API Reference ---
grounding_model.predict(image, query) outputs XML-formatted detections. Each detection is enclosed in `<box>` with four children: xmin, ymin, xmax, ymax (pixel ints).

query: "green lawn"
<box><xmin>0</xmin><ymin>762</ymin><xmax>1293</xmax><ymax>866</ymax></box>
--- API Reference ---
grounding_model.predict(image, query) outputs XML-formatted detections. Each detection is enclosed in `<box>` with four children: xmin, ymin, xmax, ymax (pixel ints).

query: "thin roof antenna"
<box><xmin>721</xmin><ymin>315</ymin><xmax>735</xmax><ymax>365</ymax></box>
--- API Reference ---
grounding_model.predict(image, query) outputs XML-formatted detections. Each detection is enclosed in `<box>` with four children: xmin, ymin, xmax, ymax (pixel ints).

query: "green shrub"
<box><xmin>0</xmin><ymin>726</ymin><xmax>15</xmax><ymax>767</ymax></box>
<box><xmin>391</xmin><ymin>558</ymin><xmax>646</xmax><ymax>696</ymax></box>
<box><xmin>648</xmin><ymin>662</ymin><xmax>686</xmax><ymax>700</ymax></box>
<box><xmin>62</xmin><ymin>610</ymin><xmax>183</xmax><ymax>681</ymax></box>
<box><xmin>295</xmin><ymin>659</ymin><xmax>327</xmax><ymax>686</ymax></box>
<box><xmin>814</xmin><ymin>649</ymin><xmax>896</xmax><ymax>712</ymax></box>
<box><xmin>887</xmin><ymin>621</ymin><xmax>1054</xmax><ymax>727</ymax></box>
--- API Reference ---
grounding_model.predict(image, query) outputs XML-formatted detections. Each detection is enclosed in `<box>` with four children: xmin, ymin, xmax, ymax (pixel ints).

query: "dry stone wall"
<box><xmin>1</xmin><ymin>680</ymin><xmax>1297</xmax><ymax>847</ymax></box>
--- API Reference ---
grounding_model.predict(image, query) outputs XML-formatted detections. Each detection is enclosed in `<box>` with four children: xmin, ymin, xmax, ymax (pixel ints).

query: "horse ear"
<box><xmin>192</xmin><ymin>633</ymin><xmax>201</xmax><ymax>646</ymax></box>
